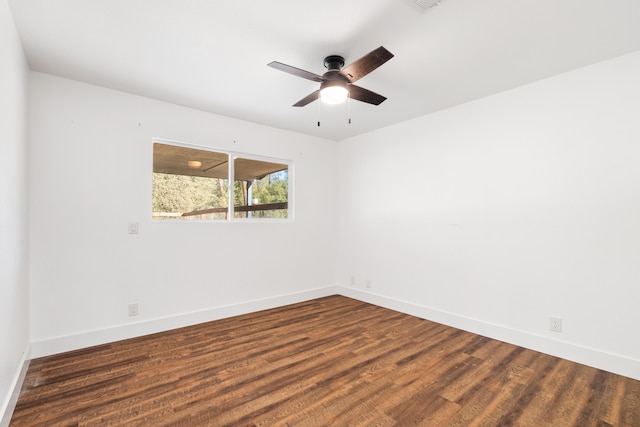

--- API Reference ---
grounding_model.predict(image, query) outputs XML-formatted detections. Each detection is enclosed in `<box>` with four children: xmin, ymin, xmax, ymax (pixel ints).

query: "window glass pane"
<box><xmin>152</xmin><ymin>143</ymin><xmax>229</xmax><ymax>220</ymax></box>
<box><xmin>233</xmin><ymin>157</ymin><xmax>288</xmax><ymax>219</ymax></box>
<box><xmin>152</xmin><ymin>142</ymin><xmax>290</xmax><ymax>221</ymax></box>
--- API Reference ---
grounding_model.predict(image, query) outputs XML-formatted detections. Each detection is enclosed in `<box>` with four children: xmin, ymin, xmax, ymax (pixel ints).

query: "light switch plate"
<box><xmin>128</xmin><ymin>222</ymin><xmax>139</xmax><ymax>234</ymax></box>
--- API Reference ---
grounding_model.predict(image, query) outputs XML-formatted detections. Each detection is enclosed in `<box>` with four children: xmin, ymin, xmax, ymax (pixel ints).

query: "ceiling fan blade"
<box><xmin>268</xmin><ymin>61</ymin><xmax>324</xmax><ymax>82</ymax></box>
<box><xmin>293</xmin><ymin>90</ymin><xmax>320</xmax><ymax>107</ymax></box>
<box><xmin>348</xmin><ymin>85</ymin><xmax>387</xmax><ymax>105</ymax></box>
<box><xmin>341</xmin><ymin>46</ymin><xmax>394</xmax><ymax>83</ymax></box>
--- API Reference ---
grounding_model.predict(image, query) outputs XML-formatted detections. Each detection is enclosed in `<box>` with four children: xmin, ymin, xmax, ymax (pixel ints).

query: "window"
<box><xmin>232</xmin><ymin>157</ymin><xmax>289</xmax><ymax>219</ymax></box>
<box><xmin>152</xmin><ymin>142</ymin><xmax>290</xmax><ymax>221</ymax></box>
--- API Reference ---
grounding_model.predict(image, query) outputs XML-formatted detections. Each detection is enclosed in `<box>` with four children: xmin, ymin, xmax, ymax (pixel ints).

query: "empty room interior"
<box><xmin>2</xmin><ymin>0</ymin><xmax>640</xmax><ymax>425</ymax></box>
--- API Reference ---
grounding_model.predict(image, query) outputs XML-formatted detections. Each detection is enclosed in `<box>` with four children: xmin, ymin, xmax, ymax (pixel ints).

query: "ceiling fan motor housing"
<box><xmin>324</xmin><ymin>55</ymin><xmax>345</xmax><ymax>71</ymax></box>
<box><xmin>322</xmin><ymin>55</ymin><xmax>349</xmax><ymax>92</ymax></box>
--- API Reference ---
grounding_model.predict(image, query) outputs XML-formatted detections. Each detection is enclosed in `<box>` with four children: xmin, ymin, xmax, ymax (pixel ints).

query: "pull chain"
<box><xmin>317</xmin><ymin>92</ymin><xmax>321</xmax><ymax>127</ymax></box>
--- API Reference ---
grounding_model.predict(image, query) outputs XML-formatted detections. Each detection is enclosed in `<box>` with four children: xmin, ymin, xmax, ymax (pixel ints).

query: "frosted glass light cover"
<box><xmin>320</xmin><ymin>86</ymin><xmax>348</xmax><ymax>104</ymax></box>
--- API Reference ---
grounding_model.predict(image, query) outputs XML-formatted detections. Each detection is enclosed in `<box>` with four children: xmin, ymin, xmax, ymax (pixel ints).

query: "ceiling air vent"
<box><xmin>414</xmin><ymin>0</ymin><xmax>443</xmax><ymax>11</ymax></box>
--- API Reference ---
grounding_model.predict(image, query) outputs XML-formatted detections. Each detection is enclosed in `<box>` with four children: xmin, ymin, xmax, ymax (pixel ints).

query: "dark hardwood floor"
<box><xmin>9</xmin><ymin>295</ymin><xmax>640</xmax><ymax>426</ymax></box>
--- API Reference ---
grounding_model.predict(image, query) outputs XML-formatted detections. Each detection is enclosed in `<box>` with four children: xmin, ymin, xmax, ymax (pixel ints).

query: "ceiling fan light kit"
<box><xmin>268</xmin><ymin>46</ymin><xmax>394</xmax><ymax>107</ymax></box>
<box><xmin>320</xmin><ymin>83</ymin><xmax>349</xmax><ymax>104</ymax></box>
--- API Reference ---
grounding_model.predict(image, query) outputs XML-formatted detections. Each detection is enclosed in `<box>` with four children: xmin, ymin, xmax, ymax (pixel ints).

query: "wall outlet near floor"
<box><xmin>128</xmin><ymin>302</ymin><xmax>139</xmax><ymax>317</ymax></box>
<box><xmin>350</xmin><ymin>276</ymin><xmax>356</xmax><ymax>286</ymax></box>
<box><xmin>366</xmin><ymin>279</ymin><xmax>372</xmax><ymax>289</ymax></box>
<box><xmin>550</xmin><ymin>317</ymin><xmax>562</xmax><ymax>333</ymax></box>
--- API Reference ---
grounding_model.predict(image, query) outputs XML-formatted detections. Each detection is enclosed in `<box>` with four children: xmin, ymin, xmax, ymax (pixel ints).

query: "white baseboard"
<box><xmin>31</xmin><ymin>286</ymin><xmax>339</xmax><ymax>358</ymax></box>
<box><xmin>338</xmin><ymin>286</ymin><xmax>640</xmax><ymax>381</ymax></box>
<box><xmin>0</xmin><ymin>345</ymin><xmax>30</xmax><ymax>427</ymax></box>
<box><xmin>28</xmin><ymin>285</ymin><xmax>640</xmax><ymax>381</ymax></box>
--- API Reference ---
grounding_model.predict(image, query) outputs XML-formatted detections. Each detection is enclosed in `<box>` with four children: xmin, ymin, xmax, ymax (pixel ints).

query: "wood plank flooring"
<box><xmin>9</xmin><ymin>295</ymin><xmax>640</xmax><ymax>426</ymax></box>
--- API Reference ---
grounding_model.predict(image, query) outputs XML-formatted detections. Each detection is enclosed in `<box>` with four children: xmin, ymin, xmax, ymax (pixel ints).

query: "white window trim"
<box><xmin>152</xmin><ymin>138</ymin><xmax>294</xmax><ymax>223</ymax></box>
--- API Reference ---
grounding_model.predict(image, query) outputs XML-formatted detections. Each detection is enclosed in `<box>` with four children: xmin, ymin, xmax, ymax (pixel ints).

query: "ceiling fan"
<box><xmin>268</xmin><ymin>46</ymin><xmax>394</xmax><ymax>107</ymax></box>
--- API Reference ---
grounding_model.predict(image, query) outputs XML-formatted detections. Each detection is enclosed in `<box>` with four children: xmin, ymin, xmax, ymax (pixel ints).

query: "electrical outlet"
<box><xmin>550</xmin><ymin>317</ymin><xmax>562</xmax><ymax>333</ymax></box>
<box><xmin>128</xmin><ymin>303</ymin><xmax>139</xmax><ymax>317</ymax></box>
<box><xmin>366</xmin><ymin>279</ymin><xmax>372</xmax><ymax>289</ymax></box>
<box><xmin>350</xmin><ymin>276</ymin><xmax>356</xmax><ymax>286</ymax></box>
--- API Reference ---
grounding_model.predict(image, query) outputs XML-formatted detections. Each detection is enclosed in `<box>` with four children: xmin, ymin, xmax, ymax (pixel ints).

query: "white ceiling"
<box><xmin>9</xmin><ymin>0</ymin><xmax>640</xmax><ymax>141</ymax></box>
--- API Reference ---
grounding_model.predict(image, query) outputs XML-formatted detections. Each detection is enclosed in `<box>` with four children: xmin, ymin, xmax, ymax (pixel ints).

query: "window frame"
<box><xmin>152</xmin><ymin>139</ymin><xmax>294</xmax><ymax>222</ymax></box>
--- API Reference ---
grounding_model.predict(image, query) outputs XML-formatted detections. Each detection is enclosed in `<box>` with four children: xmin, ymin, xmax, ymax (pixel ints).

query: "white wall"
<box><xmin>338</xmin><ymin>51</ymin><xmax>640</xmax><ymax>380</ymax></box>
<box><xmin>29</xmin><ymin>72</ymin><xmax>339</xmax><ymax>356</ymax></box>
<box><xmin>0</xmin><ymin>0</ymin><xmax>30</xmax><ymax>423</ymax></box>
